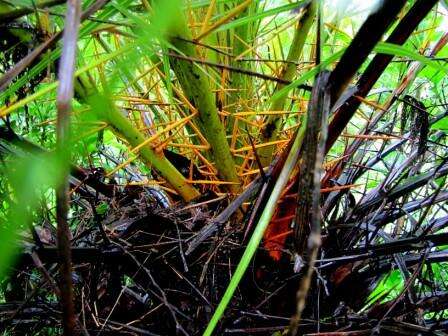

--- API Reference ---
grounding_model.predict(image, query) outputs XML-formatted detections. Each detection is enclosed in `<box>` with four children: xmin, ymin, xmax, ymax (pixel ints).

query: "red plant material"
<box><xmin>263</xmin><ymin>178</ymin><xmax>355</xmax><ymax>261</ymax></box>
<box><xmin>263</xmin><ymin>196</ymin><xmax>296</xmax><ymax>261</ymax></box>
<box><xmin>262</xmin><ymin>170</ymin><xmax>300</xmax><ymax>261</ymax></box>
<box><xmin>263</xmin><ymin>178</ymin><xmax>359</xmax><ymax>260</ymax></box>
<box><xmin>262</xmin><ymin>171</ymin><xmax>322</xmax><ymax>261</ymax></box>
<box><xmin>262</xmin><ymin>146</ymin><xmax>357</xmax><ymax>261</ymax></box>
<box><xmin>330</xmin><ymin>261</ymin><xmax>364</xmax><ymax>286</ymax></box>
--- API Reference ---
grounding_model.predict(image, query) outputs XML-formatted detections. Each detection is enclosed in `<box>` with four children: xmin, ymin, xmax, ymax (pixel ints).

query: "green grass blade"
<box><xmin>375</xmin><ymin>42</ymin><xmax>448</xmax><ymax>74</ymax></box>
<box><xmin>202</xmin><ymin>118</ymin><xmax>308</xmax><ymax>336</ymax></box>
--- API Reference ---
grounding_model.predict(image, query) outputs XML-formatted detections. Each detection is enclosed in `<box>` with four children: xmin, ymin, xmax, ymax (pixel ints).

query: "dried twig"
<box><xmin>55</xmin><ymin>0</ymin><xmax>82</xmax><ymax>334</ymax></box>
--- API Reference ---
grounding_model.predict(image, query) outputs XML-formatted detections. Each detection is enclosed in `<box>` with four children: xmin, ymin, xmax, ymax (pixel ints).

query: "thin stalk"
<box><xmin>166</xmin><ymin>52</ymin><xmax>312</xmax><ymax>87</ymax></box>
<box><xmin>258</xmin><ymin>1</ymin><xmax>316</xmax><ymax>167</ymax></box>
<box><xmin>55</xmin><ymin>0</ymin><xmax>82</xmax><ymax>334</ymax></box>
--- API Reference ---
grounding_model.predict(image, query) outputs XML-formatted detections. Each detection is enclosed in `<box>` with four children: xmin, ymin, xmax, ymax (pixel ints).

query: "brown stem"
<box><xmin>166</xmin><ymin>52</ymin><xmax>312</xmax><ymax>90</ymax></box>
<box><xmin>56</xmin><ymin>0</ymin><xmax>82</xmax><ymax>334</ymax></box>
<box><xmin>290</xmin><ymin>71</ymin><xmax>330</xmax><ymax>335</ymax></box>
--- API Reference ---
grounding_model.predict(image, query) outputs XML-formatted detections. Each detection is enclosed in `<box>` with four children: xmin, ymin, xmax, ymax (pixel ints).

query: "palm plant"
<box><xmin>0</xmin><ymin>0</ymin><xmax>448</xmax><ymax>335</ymax></box>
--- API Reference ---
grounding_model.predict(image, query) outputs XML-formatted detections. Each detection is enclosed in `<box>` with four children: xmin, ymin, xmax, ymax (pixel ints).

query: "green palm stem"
<box><xmin>93</xmin><ymin>97</ymin><xmax>201</xmax><ymax>202</ymax></box>
<box><xmin>165</xmin><ymin>6</ymin><xmax>241</xmax><ymax>193</ymax></box>
<box><xmin>227</xmin><ymin>3</ymin><xmax>256</xmax><ymax>120</ymax></box>
<box><xmin>257</xmin><ymin>1</ymin><xmax>316</xmax><ymax>167</ymax></box>
<box><xmin>76</xmin><ymin>71</ymin><xmax>201</xmax><ymax>203</ymax></box>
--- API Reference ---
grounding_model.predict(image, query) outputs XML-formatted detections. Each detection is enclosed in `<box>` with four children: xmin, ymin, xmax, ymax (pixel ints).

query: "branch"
<box><xmin>55</xmin><ymin>0</ymin><xmax>82</xmax><ymax>334</ymax></box>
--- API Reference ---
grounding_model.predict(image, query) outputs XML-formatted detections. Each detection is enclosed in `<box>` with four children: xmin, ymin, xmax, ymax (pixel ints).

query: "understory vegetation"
<box><xmin>0</xmin><ymin>0</ymin><xmax>448</xmax><ymax>335</ymax></box>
